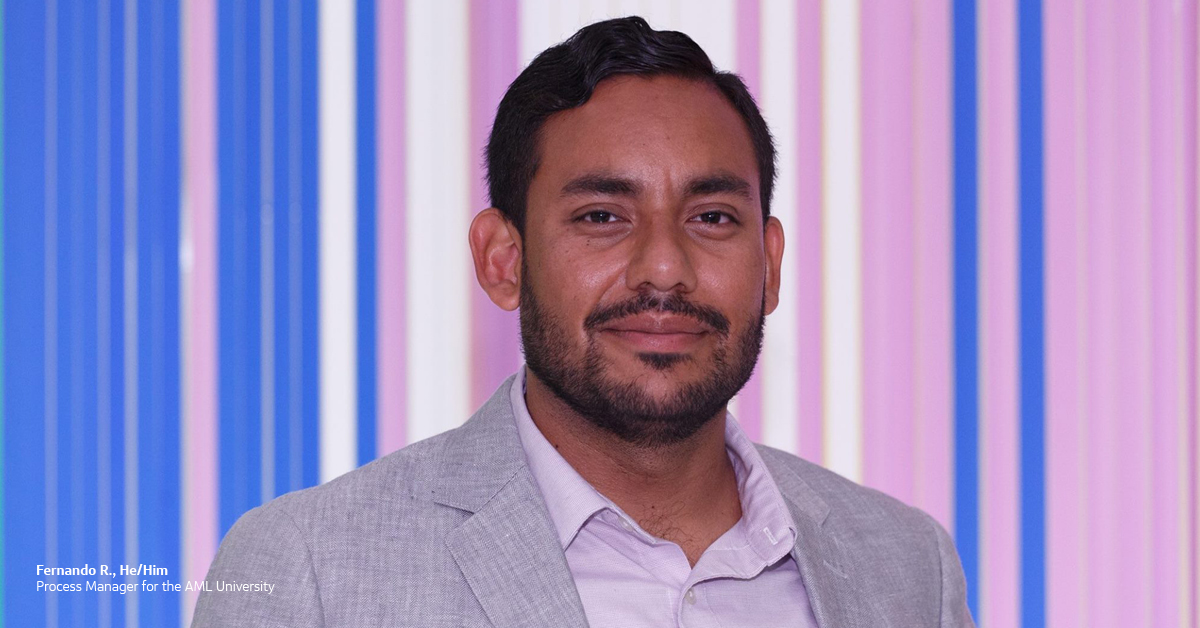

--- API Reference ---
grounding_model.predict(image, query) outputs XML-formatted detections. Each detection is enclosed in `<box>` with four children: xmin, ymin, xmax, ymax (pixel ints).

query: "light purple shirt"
<box><xmin>511</xmin><ymin>367</ymin><xmax>819</xmax><ymax>628</ymax></box>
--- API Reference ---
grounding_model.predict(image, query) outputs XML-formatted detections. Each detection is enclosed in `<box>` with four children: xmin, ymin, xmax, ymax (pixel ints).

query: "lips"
<box><xmin>599</xmin><ymin>314</ymin><xmax>710</xmax><ymax>352</ymax></box>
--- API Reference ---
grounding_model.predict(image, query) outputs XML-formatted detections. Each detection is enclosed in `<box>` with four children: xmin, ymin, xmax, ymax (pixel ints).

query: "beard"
<box><xmin>518</xmin><ymin>265</ymin><xmax>765</xmax><ymax>448</ymax></box>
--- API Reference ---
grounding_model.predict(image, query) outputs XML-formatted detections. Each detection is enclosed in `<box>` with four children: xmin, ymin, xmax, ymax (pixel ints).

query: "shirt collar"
<box><xmin>510</xmin><ymin>365</ymin><xmax>798</xmax><ymax>561</ymax></box>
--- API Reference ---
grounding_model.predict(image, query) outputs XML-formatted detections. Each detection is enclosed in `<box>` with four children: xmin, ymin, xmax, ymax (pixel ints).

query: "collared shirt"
<box><xmin>511</xmin><ymin>367</ymin><xmax>819</xmax><ymax>628</ymax></box>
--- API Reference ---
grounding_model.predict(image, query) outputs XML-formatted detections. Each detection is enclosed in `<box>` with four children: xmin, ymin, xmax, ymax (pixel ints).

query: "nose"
<box><xmin>624</xmin><ymin>216</ymin><xmax>698</xmax><ymax>294</ymax></box>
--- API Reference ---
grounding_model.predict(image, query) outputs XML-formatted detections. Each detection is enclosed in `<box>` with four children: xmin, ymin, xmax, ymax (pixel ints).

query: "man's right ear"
<box><xmin>468</xmin><ymin>208</ymin><xmax>522</xmax><ymax>311</ymax></box>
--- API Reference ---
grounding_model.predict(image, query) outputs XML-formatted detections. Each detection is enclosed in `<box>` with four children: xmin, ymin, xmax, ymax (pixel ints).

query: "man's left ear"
<box><xmin>763</xmin><ymin>216</ymin><xmax>784</xmax><ymax>315</ymax></box>
<box><xmin>469</xmin><ymin>208</ymin><xmax>523</xmax><ymax>311</ymax></box>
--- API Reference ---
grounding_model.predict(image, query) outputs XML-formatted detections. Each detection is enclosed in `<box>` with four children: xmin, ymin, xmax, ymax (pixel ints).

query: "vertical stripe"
<box><xmin>1044</xmin><ymin>0</ymin><xmax>1087</xmax><ymax>624</ymax></box>
<box><xmin>136</xmin><ymin>0</ymin><xmax>181</xmax><ymax>623</ymax></box>
<box><xmin>1113</xmin><ymin>2</ymin><xmax>1154</xmax><ymax>625</ymax></box>
<box><xmin>181</xmin><ymin>0</ymin><xmax>217</xmax><ymax>621</ymax></box>
<box><xmin>318</xmin><ymin>0</ymin><xmax>357</xmax><ymax>481</ymax></box>
<box><xmin>44</xmin><ymin>2</ymin><xmax>60</xmax><ymax>626</ymax></box>
<box><xmin>260</xmin><ymin>0</ymin><xmax>276</xmax><ymax>504</ymax></box>
<box><xmin>376</xmin><ymin>0</ymin><xmax>406</xmax><ymax>454</ymax></box>
<box><xmin>1188</xmin><ymin>3</ymin><xmax>1200</xmax><ymax>625</ymax></box>
<box><xmin>300</xmin><ymin>0</ymin><xmax>320</xmax><ymax>490</ymax></box>
<box><xmin>95</xmin><ymin>0</ymin><xmax>112</xmax><ymax>625</ymax></box>
<box><xmin>1147</xmin><ymin>2</ymin><xmax>1188</xmax><ymax>626</ymax></box>
<box><xmin>217</xmin><ymin>0</ymin><xmax>262</xmax><ymax>540</ymax></box>
<box><xmin>468</xmin><ymin>0</ymin><xmax>521</xmax><ymax>410</ymax></box>
<box><xmin>4</xmin><ymin>1</ymin><xmax>48</xmax><ymax>623</ymax></box>
<box><xmin>912</xmin><ymin>0</ymin><xmax>954</xmax><ymax>531</ymax></box>
<box><xmin>952</xmin><ymin>0</ymin><xmax>980</xmax><ymax>616</ymax></box>
<box><xmin>1018</xmin><ymin>0</ymin><xmax>1046</xmax><ymax>625</ymax></box>
<box><xmin>978</xmin><ymin>0</ymin><xmax>1019</xmax><ymax>624</ymax></box>
<box><xmin>106</xmin><ymin>2</ymin><xmax>127</xmax><ymax>624</ymax></box>
<box><xmin>405</xmin><ymin>0</ymin><xmax>470</xmax><ymax>443</ymax></box>
<box><xmin>0</xmin><ymin>0</ymin><xmax>6</xmax><ymax>617</ymax></box>
<box><xmin>732</xmin><ymin>0</ymin><xmax>761</xmax><ymax>440</ymax></box>
<box><xmin>759</xmin><ymin>0</ymin><xmax>798</xmax><ymax>454</ymax></box>
<box><xmin>793</xmin><ymin>0</ymin><xmax>822</xmax><ymax>464</ymax></box>
<box><xmin>1083</xmin><ymin>3</ymin><xmax>1120</xmax><ymax>625</ymax></box>
<box><xmin>287</xmin><ymin>0</ymin><xmax>305</xmax><ymax>492</ymax></box>
<box><xmin>271</xmin><ymin>0</ymin><xmax>292</xmax><ymax>499</ymax></box>
<box><xmin>820</xmin><ymin>0</ymin><xmax>862</xmax><ymax>483</ymax></box>
<box><xmin>356</xmin><ymin>0</ymin><xmax>376</xmax><ymax>466</ymax></box>
<box><xmin>861</xmin><ymin>0</ymin><xmax>915</xmax><ymax>504</ymax></box>
<box><xmin>121</xmin><ymin>0</ymin><xmax>139</xmax><ymax>621</ymax></box>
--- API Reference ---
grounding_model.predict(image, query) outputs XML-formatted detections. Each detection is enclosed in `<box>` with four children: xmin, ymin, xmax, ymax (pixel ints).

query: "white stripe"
<box><xmin>260</xmin><ymin>0</ymin><xmax>276</xmax><ymax>501</ymax></box>
<box><xmin>122</xmin><ymin>0</ymin><xmax>140</xmax><ymax>624</ymax></box>
<box><xmin>405</xmin><ymin>0</ymin><xmax>471</xmax><ymax>442</ymax></box>
<box><xmin>318</xmin><ymin>0</ymin><xmax>358</xmax><ymax>481</ymax></box>
<box><xmin>674</xmin><ymin>0</ymin><xmax>736</xmax><ymax>73</ymax></box>
<box><xmin>820</xmin><ymin>0</ymin><xmax>863</xmax><ymax>482</ymax></box>
<box><xmin>177</xmin><ymin>1</ymin><xmax>194</xmax><ymax>626</ymax></box>
<box><xmin>759</xmin><ymin>0</ymin><xmax>799</xmax><ymax>454</ymax></box>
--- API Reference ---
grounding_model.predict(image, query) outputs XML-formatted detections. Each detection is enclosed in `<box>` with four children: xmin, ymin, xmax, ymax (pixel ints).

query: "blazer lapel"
<box><xmin>432</xmin><ymin>376</ymin><xmax>589</xmax><ymax>628</ymax></box>
<box><xmin>760</xmin><ymin>448</ymin><xmax>878</xmax><ymax>628</ymax></box>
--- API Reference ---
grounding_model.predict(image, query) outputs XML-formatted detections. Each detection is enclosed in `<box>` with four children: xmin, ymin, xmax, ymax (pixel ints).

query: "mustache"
<box><xmin>583</xmin><ymin>293</ymin><xmax>730</xmax><ymax>335</ymax></box>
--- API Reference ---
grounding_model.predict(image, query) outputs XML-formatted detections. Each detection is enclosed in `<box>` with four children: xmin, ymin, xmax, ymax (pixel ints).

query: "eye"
<box><xmin>691</xmin><ymin>210</ymin><xmax>735</xmax><ymax>225</ymax></box>
<box><xmin>578</xmin><ymin>210</ymin><xmax>619</xmax><ymax>224</ymax></box>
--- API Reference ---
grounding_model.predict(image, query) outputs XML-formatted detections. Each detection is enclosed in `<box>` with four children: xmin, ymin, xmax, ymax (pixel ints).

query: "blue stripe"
<box><xmin>300</xmin><ymin>0</ymin><xmax>320</xmax><ymax>489</ymax></box>
<box><xmin>3</xmin><ymin>0</ymin><xmax>48</xmax><ymax>624</ymax></box>
<box><xmin>272</xmin><ymin>0</ymin><xmax>292</xmax><ymax>498</ymax></box>
<box><xmin>218</xmin><ymin>0</ymin><xmax>264</xmax><ymax>536</ymax></box>
<box><xmin>356</xmin><ymin>0</ymin><xmax>377</xmax><ymax>467</ymax></box>
<box><xmin>1017</xmin><ymin>0</ymin><xmax>1046</xmax><ymax>625</ymax></box>
<box><xmin>59</xmin><ymin>0</ymin><xmax>100</xmax><ymax>623</ymax></box>
<box><xmin>952</xmin><ymin>0</ymin><xmax>980</xmax><ymax>619</ymax></box>
<box><xmin>135</xmin><ymin>0</ymin><xmax>181</xmax><ymax>623</ymax></box>
<box><xmin>105</xmin><ymin>2</ymin><xmax>126</xmax><ymax>625</ymax></box>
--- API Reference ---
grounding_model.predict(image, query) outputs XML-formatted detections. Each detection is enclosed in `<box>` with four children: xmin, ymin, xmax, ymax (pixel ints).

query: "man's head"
<box><xmin>469</xmin><ymin>17</ymin><xmax>785</xmax><ymax>448</ymax></box>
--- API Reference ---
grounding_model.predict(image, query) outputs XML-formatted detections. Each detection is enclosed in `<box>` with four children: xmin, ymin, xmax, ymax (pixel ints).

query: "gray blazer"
<box><xmin>193</xmin><ymin>375</ymin><xmax>975</xmax><ymax>627</ymax></box>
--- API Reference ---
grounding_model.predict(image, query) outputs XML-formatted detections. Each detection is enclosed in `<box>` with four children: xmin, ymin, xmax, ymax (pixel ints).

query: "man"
<box><xmin>194</xmin><ymin>17</ymin><xmax>974</xmax><ymax>628</ymax></box>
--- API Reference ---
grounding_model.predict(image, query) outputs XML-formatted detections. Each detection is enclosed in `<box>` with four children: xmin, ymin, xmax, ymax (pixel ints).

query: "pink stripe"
<box><xmin>1183</xmin><ymin>2</ymin><xmax>1199</xmax><ymax>625</ymax></box>
<box><xmin>1044</xmin><ymin>0</ymin><xmax>1087</xmax><ymax>624</ymax></box>
<box><xmin>736</xmin><ymin>0</ymin><xmax>762</xmax><ymax>439</ymax></box>
<box><xmin>794</xmin><ymin>0</ymin><xmax>822</xmax><ymax>463</ymax></box>
<box><xmin>912</xmin><ymin>0</ymin><xmax>953</xmax><ymax>530</ymax></box>
<box><xmin>1111</xmin><ymin>2</ymin><xmax>1154</xmax><ymax>625</ymax></box>
<box><xmin>1148</xmin><ymin>1</ymin><xmax>1185</xmax><ymax>624</ymax></box>
<box><xmin>1084</xmin><ymin>3</ymin><xmax>1120</xmax><ymax>625</ymax></box>
<box><xmin>468</xmin><ymin>0</ymin><xmax>521</xmax><ymax>409</ymax></box>
<box><xmin>377</xmin><ymin>0</ymin><xmax>408</xmax><ymax>454</ymax></box>
<box><xmin>860</xmin><ymin>0</ymin><xmax>915</xmax><ymax>505</ymax></box>
<box><xmin>979</xmin><ymin>0</ymin><xmax>1019</xmax><ymax>624</ymax></box>
<box><xmin>183</xmin><ymin>0</ymin><xmax>218</xmax><ymax>617</ymax></box>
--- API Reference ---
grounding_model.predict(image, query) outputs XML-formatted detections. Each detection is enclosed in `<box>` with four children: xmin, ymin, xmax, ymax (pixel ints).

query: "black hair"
<box><xmin>485</xmin><ymin>16</ymin><xmax>776</xmax><ymax>234</ymax></box>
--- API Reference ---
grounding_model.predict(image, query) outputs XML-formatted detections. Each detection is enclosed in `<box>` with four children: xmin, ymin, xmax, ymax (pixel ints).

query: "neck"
<box><xmin>523</xmin><ymin>368</ymin><xmax>742</xmax><ymax>564</ymax></box>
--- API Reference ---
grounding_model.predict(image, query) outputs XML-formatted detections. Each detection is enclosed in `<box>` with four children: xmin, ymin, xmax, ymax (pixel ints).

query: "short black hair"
<box><xmin>485</xmin><ymin>16</ymin><xmax>776</xmax><ymax>234</ymax></box>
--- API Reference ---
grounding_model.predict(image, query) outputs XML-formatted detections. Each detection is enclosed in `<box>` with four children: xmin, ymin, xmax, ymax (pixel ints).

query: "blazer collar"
<box><xmin>434</xmin><ymin>375</ymin><xmax>590</xmax><ymax>628</ymax></box>
<box><xmin>759</xmin><ymin>448</ymin><xmax>880</xmax><ymax>628</ymax></box>
<box><xmin>433</xmin><ymin>376</ymin><xmax>876</xmax><ymax>628</ymax></box>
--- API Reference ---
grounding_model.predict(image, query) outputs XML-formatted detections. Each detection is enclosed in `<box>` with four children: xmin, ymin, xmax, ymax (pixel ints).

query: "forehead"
<box><xmin>532</xmin><ymin>75</ymin><xmax>758</xmax><ymax>196</ymax></box>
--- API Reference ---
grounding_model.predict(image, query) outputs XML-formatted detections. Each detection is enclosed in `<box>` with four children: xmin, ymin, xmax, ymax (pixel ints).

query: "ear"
<box><xmin>763</xmin><ymin>216</ymin><xmax>785</xmax><ymax>315</ymax></box>
<box><xmin>469</xmin><ymin>208</ymin><xmax>523</xmax><ymax>311</ymax></box>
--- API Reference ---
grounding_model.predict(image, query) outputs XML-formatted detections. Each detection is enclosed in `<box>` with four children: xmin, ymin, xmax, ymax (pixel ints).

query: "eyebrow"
<box><xmin>683</xmin><ymin>174</ymin><xmax>753</xmax><ymax>200</ymax></box>
<box><xmin>558</xmin><ymin>172</ymin><xmax>754</xmax><ymax>201</ymax></box>
<box><xmin>560</xmin><ymin>174</ymin><xmax>642</xmax><ymax>198</ymax></box>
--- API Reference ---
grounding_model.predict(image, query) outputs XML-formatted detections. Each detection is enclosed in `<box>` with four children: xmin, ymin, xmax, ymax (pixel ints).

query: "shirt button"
<box><xmin>685</xmin><ymin>588</ymin><xmax>696</xmax><ymax>605</ymax></box>
<box><xmin>619</xmin><ymin>518</ymin><xmax>633</xmax><ymax>532</ymax></box>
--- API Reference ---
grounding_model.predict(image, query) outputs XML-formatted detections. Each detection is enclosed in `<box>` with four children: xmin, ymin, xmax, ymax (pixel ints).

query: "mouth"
<box><xmin>599</xmin><ymin>314</ymin><xmax>711</xmax><ymax>352</ymax></box>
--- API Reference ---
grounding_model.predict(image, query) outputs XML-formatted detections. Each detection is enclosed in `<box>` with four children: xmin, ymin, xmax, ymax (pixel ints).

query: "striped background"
<box><xmin>2</xmin><ymin>0</ymin><xmax>1197</xmax><ymax>626</ymax></box>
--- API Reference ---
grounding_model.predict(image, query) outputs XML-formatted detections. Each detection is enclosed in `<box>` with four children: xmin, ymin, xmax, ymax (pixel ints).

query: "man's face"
<box><xmin>518</xmin><ymin>75</ymin><xmax>782</xmax><ymax>447</ymax></box>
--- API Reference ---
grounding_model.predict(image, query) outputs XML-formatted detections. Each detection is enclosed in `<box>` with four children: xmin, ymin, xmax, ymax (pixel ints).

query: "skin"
<box><xmin>469</xmin><ymin>75</ymin><xmax>785</xmax><ymax>566</ymax></box>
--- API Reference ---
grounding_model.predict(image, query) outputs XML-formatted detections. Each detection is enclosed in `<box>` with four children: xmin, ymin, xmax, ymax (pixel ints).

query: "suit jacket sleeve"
<box><xmin>929</xmin><ymin>513</ymin><xmax>975</xmax><ymax>628</ymax></box>
<box><xmin>191</xmin><ymin>502</ymin><xmax>325</xmax><ymax>628</ymax></box>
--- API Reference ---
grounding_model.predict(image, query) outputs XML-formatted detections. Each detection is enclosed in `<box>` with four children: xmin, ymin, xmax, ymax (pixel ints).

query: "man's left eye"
<box><xmin>692</xmin><ymin>211</ymin><xmax>733</xmax><ymax>225</ymax></box>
